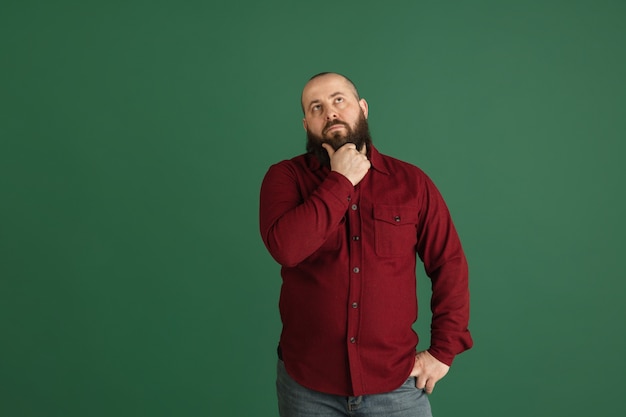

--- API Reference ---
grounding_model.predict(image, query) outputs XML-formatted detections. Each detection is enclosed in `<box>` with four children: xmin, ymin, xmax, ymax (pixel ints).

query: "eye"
<box><xmin>335</xmin><ymin>97</ymin><xmax>344</xmax><ymax>103</ymax></box>
<box><xmin>311</xmin><ymin>104</ymin><xmax>321</xmax><ymax>112</ymax></box>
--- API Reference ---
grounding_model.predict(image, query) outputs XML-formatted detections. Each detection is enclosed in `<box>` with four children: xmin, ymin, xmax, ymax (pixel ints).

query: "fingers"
<box><xmin>415</xmin><ymin>375</ymin><xmax>426</xmax><ymax>390</ymax></box>
<box><xmin>337</xmin><ymin>143</ymin><xmax>366</xmax><ymax>159</ymax></box>
<box><xmin>411</xmin><ymin>350</ymin><xmax>450</xmax><ymax>395</ymax></box>
<box><xmin>418</xmin><ymin>378</ymin><xmax>436</xmax><ymax>395</ymax></box>
<box><xmin>323</xmin><ymin>142</ymin><xmax>370</xmax><ymax>186</ymax></box>
<box><xmin>322</xmin><ymin>142</ymin><xmax>364</xmax><ymax>156</ymax></box>
<box><xmin>425</xmin><ymin>380</ymin><xmax>436</xmax><ymax>395</ymax></box>
<box><xmin>321</xmin><ymin>143</ymin><xmax>335</xmax><ymax>158</ymax></box>
<box><xmin>332</xmin><ymin>142</ymin><xmax>356</xmax><ymax>154</ymax></box>
<box><xmin>414</xmin><ymin>374</ymin><xmax>436</xmax><ymax>395</ymax></box>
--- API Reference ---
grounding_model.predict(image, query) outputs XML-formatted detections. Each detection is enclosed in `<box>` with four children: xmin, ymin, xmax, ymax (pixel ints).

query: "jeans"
<box><xmin>276</xmin><ymin>360</ymin><xmax>433</xmax><ymax>417</ymax></box>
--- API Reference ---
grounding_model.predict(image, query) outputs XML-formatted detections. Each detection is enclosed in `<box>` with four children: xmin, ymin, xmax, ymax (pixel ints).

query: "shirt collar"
<box><xmin>368</xmin><ymin>145</ymin><xmax>390</xmax><ymax>175</ymax></box>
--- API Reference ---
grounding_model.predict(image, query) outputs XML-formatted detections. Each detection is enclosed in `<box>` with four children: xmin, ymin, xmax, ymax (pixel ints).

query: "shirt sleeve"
<box><xmin>416</xmin><ymin>173</ymin><xmax>473</xmax><ymax>366</ymax></box>
<box><xmin>259</xmin><ymin>161</ymin><xmax>354</xmax><ymax>267</ymax></box>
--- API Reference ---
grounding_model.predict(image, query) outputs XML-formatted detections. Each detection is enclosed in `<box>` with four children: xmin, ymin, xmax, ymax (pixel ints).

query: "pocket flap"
<box><xmin>373</xmin><ymin>204</ymin><xmax>418</xmax><ymax>226</ymax></box>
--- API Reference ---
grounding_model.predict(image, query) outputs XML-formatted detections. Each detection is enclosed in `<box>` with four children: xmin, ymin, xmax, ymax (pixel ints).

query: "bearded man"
<box><xmin>259</xmin><ymin>72</ymin><xmax>472</xmax><ymax>417</ymax></box>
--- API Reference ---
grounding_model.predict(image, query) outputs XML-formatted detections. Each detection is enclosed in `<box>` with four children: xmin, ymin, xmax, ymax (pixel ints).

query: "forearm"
<box><xmin>260</xmin><ymin>166</ymin><xmax>353</xmax><ymax>267</ymax></box>
<box><xmin>428</xmin><ymin>255</ymin><xmax>473</xmax><ymax>366</ymax></box>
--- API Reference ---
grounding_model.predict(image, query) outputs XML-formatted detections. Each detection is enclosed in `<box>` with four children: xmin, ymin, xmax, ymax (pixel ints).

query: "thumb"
<box><xmin>321</xmin><ymin>143</ymin><xmax>335</xmax><ymax>157</ymax></box>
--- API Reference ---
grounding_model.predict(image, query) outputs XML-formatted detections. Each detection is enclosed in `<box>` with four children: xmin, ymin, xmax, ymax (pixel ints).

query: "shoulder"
<box><xmin>375</xmin><ymin>149</ymin><xmax>430</xmax><ymax>179</ymax></box>
<box><xmin>266</xmin><ymin>153</ymin><xmax>309</xmax><ymax>172</ymax></box>
<box><xmin>261</xmin><ymin>154</ymin><xmax>315</xmax><ymax>187</ymax></box>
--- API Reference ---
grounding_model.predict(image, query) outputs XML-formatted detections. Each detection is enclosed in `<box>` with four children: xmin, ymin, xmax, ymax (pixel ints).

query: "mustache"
<box><xmin>323</xmin><ymin>120</ymin><xmax>349</xmax><ymax>134</ymax></box>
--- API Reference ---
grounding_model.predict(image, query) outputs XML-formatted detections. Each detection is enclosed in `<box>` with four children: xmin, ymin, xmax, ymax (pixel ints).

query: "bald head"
<box><xmin>301</xmin><ymin>72</ymin><xmax>360</xmax><ymax>114</ymax></box>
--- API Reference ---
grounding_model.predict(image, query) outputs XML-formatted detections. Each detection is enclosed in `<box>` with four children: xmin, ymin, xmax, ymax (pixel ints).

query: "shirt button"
<box><xmin>352</xmin><ymin>302</ymin><xmax>358</xmax><ymax>308</ymax></box>
<box><xmin>351</xmin><ymin>204</ymin><xmax>358</xmax><ymax>210</ymax></box>
<box><xmin>352</xmin><ymin>236</ymin><xmax>360</xmax><ymax>241</ymax></box>
<box><xmin>350</xmin><ymin>337</ymin><xmax>356</xmax><ymax>343</ymax></box>
<box><xmin>353</xmin><ymin>267</ymin><xmax>360</xmax><ymax>273</ymax></box>
<box><xmin>394</xmin><ymin>215</ymin><xmax>401</xmax><ymax>222</ymax></box>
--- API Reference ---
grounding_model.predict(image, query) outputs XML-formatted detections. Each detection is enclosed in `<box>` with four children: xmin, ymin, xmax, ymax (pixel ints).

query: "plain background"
<box><xmin>2</xmin><ymin>0</ymin><xmax>625</xmax><ymax>416</ymax></box>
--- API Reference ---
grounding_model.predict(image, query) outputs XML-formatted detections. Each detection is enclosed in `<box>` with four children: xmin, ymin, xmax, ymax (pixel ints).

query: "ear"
<box><xmin>359</xmin><ymin>98</ymin><xmax>369</xmax><ymax>119</ymax></box>
<box><xmin>302</xmin><ymin>118</ymin><xmax>308</xmax><ymax>131</ymax></box>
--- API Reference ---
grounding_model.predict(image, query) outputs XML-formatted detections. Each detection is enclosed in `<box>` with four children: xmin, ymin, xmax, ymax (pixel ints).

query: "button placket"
<box><xmin>346</xmin><ymin>190</ymin><xmax>362</xmax><ymax>364</ymax></box>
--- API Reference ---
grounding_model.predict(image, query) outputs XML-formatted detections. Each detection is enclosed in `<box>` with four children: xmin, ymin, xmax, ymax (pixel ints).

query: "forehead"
<box><xmin>301</xmin><ymin>75</ymin><xmax>357</xmax><ymax>104</ymax></box>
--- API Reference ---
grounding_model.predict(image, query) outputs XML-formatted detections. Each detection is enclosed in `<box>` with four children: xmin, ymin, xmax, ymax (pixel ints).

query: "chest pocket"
<box><xmin>373</xmin><ymin>204</ymin><xmax>418</xmax><ymax>257</ymax></box>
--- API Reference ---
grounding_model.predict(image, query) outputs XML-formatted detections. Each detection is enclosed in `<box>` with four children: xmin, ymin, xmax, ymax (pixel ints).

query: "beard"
<box><xmin>306</xmin><ymin>112</ymin><xmax>373</xmax><ymax>168</ymax></box>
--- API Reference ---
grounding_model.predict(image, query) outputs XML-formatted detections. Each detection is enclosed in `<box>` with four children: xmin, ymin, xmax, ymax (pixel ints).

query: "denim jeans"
<box><xmin>276</xmin><ymin>360</ymin><xmax>433</xmax><ymax>417</ymax></box>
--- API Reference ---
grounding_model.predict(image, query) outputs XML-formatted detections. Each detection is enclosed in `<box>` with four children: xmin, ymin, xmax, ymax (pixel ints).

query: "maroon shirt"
<box><xmin>259</xmin><ymin>145</ymin><xmax>472</xmax><ymax>396</ymax></box>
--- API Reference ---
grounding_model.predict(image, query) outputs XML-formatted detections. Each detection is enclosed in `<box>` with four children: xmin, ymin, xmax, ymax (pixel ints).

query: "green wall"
<box><xmin>2</xmin><ymin>1</ymin><xmax>624</xmax><ymax>415</ymax></box>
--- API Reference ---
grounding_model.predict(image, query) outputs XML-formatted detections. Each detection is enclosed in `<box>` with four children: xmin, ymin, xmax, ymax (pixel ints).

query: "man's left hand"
<box><xmin>409</xmin><ymin>350</ymin><xmax>450</xmax><ymax>394</ymax></box>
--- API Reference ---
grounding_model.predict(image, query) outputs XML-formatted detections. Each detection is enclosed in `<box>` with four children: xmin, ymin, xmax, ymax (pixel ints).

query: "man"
<box><xmin>259</xmin><ymin>72</ymin><xmax>472</xmax><ymax>416</ymax></box>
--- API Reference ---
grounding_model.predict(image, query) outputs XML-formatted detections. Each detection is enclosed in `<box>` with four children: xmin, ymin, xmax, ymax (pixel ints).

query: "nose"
<box><xmin>324</xmin><ymin>107</ymin><xmax>338</xmax><ymax>120</ymax></box>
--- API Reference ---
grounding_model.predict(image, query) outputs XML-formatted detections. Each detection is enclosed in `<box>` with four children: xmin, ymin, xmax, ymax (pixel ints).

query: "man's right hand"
<box><xmin>322</xmin><ymin>143</ymin><xmax>371</xmax><ymax>186</ymax></box>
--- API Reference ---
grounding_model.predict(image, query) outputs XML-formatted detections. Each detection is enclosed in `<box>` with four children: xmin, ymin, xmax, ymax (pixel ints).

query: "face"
<box><xmin>301</xmin><ymin>74</ymin><xmax>369</xmax><ymax>145</ymax></box>
<box><xmin>306</xmin><ymin>111</ymin><xmax>373</xmax><ymax>167</ymax></box>
<box><xmin>302</xmin><ymin>74</ymin><xmax>373</xmax><ymax>166</ymax></box>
